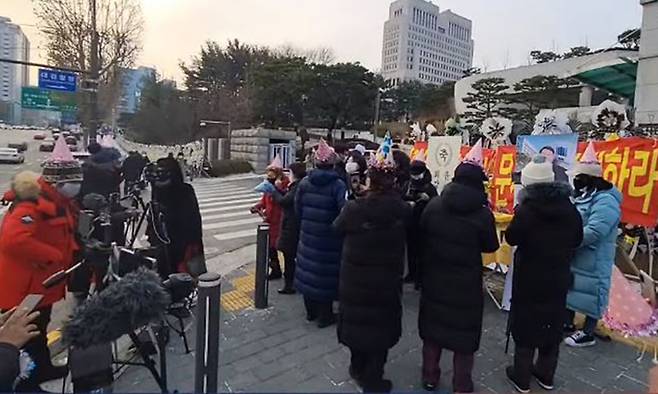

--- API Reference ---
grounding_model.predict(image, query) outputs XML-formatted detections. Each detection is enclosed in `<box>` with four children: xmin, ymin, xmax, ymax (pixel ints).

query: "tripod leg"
<box><xmin>128</xmin><ymin>332</ymin><xmax>167</xmax><ymax>393</ymax></box>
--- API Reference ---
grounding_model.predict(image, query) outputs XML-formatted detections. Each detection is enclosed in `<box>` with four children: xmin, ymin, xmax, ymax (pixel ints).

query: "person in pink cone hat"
<box><xmin>294</xmin><ymin>140</ymin><xmax>347</xmax><ymax>328</ymax></box>
<box><xmin>418</xmin><ymin>139</ymin><xmax>499</xmax><ymax>393</ymax></box>
<box><xmin>251</xmin><ymin>154</ymin><xmax>289</xmax><ymax>279</ymax></box>
<box><xmin>564</xmin><ymin>142</ymin><xmax>622</xmax><ymax>348</ymax></box>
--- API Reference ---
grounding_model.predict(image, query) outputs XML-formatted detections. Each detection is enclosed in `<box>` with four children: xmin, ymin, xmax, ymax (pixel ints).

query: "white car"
<box><xmin>0</xmin><ymin>148</ymin><xmax>25</xmax><ymax>164</ymax></box>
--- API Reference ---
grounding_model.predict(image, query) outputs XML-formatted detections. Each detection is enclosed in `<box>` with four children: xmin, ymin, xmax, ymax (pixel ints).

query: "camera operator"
<box><xmin>122</xmin><ymin>151</ymin><xmax>148</xmax><ymax>195</ymax></box>
<box><xmin>72</xmin><ymin>142</ymin><xmax>126</xmax><ymax>302</ymax></box>
<box><xmin>0</xmin><ymin>308</ymin><xmax>40</xmax><ymax>392</ymax></box>
<box><xmin>147</xmin><ymin>157</ymin><xmax>204</xmax><ymax>278</ymax></box>
<box><xmin>0</xmin><ymin>142</ymin><xmax>82</xmax><ymax>391</ymax></box>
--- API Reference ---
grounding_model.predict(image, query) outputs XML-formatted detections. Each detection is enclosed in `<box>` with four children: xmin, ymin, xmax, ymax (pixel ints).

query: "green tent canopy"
<box><xmin>573</xmin><ymin>61</ymin><xmax>638</xmax><ymax>100</ymax></box>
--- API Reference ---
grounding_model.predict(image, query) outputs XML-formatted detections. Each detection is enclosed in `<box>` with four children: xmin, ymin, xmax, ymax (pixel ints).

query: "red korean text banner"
<box><xmin>460</xmin><ymin>146</ymin><xmax>516</xmax><ymax>213</ymax></box>
<box><xmin>577</xmin><ymin>137</ymin><xmax>658</xmax><ymax>227</ymax></box>
<box><xmin>410</xmin><ymin>141</ymin><xmax>428</xmax><ymax>161</ymax></box>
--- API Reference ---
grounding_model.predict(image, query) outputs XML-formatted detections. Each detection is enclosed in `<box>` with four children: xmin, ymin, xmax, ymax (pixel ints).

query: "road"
<box><xmin>0</xmin><ymin>130</ymin><xmax>265</xmax><ymax>359</ymax></box>
<box><xmin>0</xmin><ymin>127</ymin><xmax>51</xmax><ymax>193</ymax></box>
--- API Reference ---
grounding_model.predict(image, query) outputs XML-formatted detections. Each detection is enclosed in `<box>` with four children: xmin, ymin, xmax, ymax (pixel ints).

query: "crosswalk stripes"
<box><xmin>193</xmin><ymin>179</ymin><xmax>264</xmax><ymax>244</ymax></box>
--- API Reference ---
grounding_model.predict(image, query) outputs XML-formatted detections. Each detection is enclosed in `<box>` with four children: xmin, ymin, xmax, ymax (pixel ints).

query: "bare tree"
<box><xmin>33</xmin><ymin>0</ymin><xmax>143</xmax><ymax>77</ymax></box>
<box><xmin>275</xmin><ymin>44</ymin><xmax>335</xmax><ymax>65</ymax></box>
<box><xmin>33</xmin><ymin>0</ymin><xmax>143</xmax><ymax>121</ymax></box>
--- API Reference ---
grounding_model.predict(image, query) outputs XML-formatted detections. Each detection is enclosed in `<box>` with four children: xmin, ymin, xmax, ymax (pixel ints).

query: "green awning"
<box><xmin>574</xmin><ymin>62</ymin><xmax>637</xmax><ymax>99</ymax></box>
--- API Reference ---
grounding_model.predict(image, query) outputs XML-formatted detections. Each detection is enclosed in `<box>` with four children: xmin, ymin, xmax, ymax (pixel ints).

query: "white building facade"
<box><xmin>381</xmin><ymin>0</ymin><xmax>473</xmax><ymax>86</ymax></box>
<box><xmin>0</xmin><ymin>16</ymin><xmax>29</xmax><ymax>124</ymax></box>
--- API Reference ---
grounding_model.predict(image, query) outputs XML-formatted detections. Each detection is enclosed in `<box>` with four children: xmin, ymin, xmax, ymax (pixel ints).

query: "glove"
<box><xmin>254</xmin><ymin>180</ymin><xmax>275</xmax><ymax>194</ymax></box>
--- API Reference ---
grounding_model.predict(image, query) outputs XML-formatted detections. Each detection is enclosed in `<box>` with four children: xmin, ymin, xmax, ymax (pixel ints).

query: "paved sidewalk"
<box><xmin>115</xmin><ymin>263</ymin><xmax>653</xmax><ymax>393</ymax></box>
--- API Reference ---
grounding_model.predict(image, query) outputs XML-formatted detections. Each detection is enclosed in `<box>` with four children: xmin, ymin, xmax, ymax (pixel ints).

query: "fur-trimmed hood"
<box><xmin>5</xmin><ymin>171</ymin><xmax>41</xmax><ymax>201</ymax></box>
<box><xmin>518</xmin><ymin>182</ymin><xmax>575</xmax><ymax>220</ymax></box>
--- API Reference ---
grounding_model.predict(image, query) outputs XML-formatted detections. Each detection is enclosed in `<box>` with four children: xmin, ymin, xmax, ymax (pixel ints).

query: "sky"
<box><xmin>2</xmin><ymin>0</ymin><xmax>644</xmax><ymax>84</ymax></box>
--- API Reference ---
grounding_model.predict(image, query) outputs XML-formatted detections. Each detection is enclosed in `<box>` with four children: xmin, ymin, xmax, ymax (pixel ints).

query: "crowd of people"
<box><xmin>0</xmin><ymin>137</ymin><xmax>205</xmax><ymax>392</ymax></box>
<box><xmin>251</xmin><ymin>138</ymin><xmax>622</xmax><ymax>393</ymax></box>
<box><xmin>0</xmin><ymin>130</ymin><xmax>625</xmax><ymax>393</ymax></box>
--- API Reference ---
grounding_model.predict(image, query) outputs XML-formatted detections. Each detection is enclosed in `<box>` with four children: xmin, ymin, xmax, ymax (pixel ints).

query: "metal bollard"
<box><xmin>194</xmin><ymin>272</ymin><xmax>222</xmax><ymax>394</ymax></box>
<box><xmin>254</xmin><ymin>224</ymin><xmax>270</xmax><ymax>309</ymax></box>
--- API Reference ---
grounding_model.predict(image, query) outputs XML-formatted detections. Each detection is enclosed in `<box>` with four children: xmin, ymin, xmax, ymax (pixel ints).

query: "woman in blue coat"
<box><xmin>295</xmin><ymin>140</ymin><xmax>347</xmax><ymax>328</ymax></box>
<box><xmin>565</xmin><ymin>143</ymin><xmax>622</xmax><ymax>348</ymax></box>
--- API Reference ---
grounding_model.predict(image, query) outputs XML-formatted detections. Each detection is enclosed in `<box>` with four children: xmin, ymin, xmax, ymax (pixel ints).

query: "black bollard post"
<box><xmin>194</xmin><ymin>272</ymin><xmax>222</xmax><ymax>394</ymax></box>
<box><xmin>254</xmin><ymin>224</ymin><xmax>270</xmax><ymax>309</ymax></box>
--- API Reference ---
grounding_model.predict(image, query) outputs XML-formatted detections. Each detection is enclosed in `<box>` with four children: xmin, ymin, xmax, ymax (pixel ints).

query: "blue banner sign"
<box><xmin>38</xmin><ymin>69</ymin><xmax>77</xmax><ymax>92</ymax></box>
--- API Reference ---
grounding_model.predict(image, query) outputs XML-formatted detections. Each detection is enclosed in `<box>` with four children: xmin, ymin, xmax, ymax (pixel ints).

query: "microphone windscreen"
<box><xmin>63</xmin><ymin>268</ymin><xmax>171</xmax><ymax>349</ymax></box>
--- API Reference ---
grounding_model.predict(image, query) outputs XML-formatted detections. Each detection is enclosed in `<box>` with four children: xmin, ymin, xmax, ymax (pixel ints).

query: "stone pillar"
<box><xmin>578</xmin><ymin>86</ymin><xmax>594</xmax><ymax>107</ymax></box>
<box><xmin>634</xmin><ymin>0</ymin><xmax>658</xmax><ymax>126</ymax></box>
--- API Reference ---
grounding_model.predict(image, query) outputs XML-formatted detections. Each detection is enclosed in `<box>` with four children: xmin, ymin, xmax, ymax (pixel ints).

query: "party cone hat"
<box><xmin>314</xmin><ymin>139</ymin><xmax>336</xmax><ymax>164</ymax></box>
<box><xmin>571</xmin><ymin>141</ymin><xmax>603</xmax><ymax>177</ymax></box>
<box><xmin>50</xmin><ymin>136</ymin><xmax>75</xmax><ymax>162</ymax></box>
<box><xmin>268</xmin><ymin>154</ymin><xmax>283</xmax><ymax>170</ymax></box>
<box><xmin>463</xmin><ymin>139</ymin><xmax>483</xmax><ymax>167</ymax></box>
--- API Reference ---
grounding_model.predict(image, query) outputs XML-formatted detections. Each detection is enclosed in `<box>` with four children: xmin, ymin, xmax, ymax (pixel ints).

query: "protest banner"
<box><xmin>409</xmin><ymin>141</ymin><xmax>428</xmax><ymax>162</ymax></box>
<box><xmin>489</xmin><ymin>146</ymin><xmax>516</xmax><ymax>213</ymax></box>
<box><xmin>427</xmin><ymin>136</ymin><xmax>462</xmax><ymax>192</ymax></box>
<box><xmin>459</xmin><ymin>145</ymin><xmax>515</xmax><ymax>212</ymax></box>
<box><xmin>516</xmin><ymin>134</ymin><xmax>579</xmax><ymax>185</ymax></box>
<box><xmin>577</xmin><ymin>137</ymin><xmax>658</xmax><ymax>227</ymax></box>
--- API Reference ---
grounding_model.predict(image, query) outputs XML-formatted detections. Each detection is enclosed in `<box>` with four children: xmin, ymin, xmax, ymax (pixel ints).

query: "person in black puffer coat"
<box><xmin>271</xmin><ymin>162</ymin><xmax>307</xmax><ymax>294</ymax></box>
<box><xmin>418</xmin><ymin>161</ymin><xmax>499</xmax><ymax>393</ymax></box>
<box><xmin>295</xmin><ymin>140</ymin><xmax>347</xmax><ymax>328</ymax></box>
<box><xmin>80</xmin><ymin>142</ymin><xmax>122</xmax><ymax>199</ymax></box>
<box><xmin>403</xmin><ymin>160</ymin><xmax>437</xmax><ymax>287</ymax></box>
<box><xmin>334</xmin><ymin>161</ymin><xmax>411</xmax><ymax>393</ymax></box>
<box><xmin>504</xmin><ymin>155</ymin><xmax>583</xmax><ymax>393</ymax></box>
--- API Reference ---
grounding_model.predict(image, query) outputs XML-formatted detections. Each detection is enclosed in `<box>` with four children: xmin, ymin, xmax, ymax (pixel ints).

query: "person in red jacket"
<box><xmin>0</xmin><ymin>139</ymin><xmax>81</xmax><ymax>391</ymax></box>
<box><xmin>251</xmin><ymin>158</ymin><xmax>289</xmax><ymax>279</ymax></box>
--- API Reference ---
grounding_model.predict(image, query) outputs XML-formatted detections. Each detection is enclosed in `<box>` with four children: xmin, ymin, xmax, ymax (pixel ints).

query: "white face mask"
<box><xmin>57</xmin><ymin>182</ymin><xmax>81</xmax><ymax>198</ymax></box>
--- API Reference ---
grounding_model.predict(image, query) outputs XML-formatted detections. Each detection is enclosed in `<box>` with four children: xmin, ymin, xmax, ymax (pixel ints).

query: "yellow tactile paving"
<box><xmin>220</xmin><ymin>270</ymin><xmax>257</xmax><ymax>312</ymax></box>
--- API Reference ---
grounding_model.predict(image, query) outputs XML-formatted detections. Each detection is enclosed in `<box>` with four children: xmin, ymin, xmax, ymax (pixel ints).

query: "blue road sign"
<box><xmin>38</xmin><ymin>69</ymin><xmax>77</xmax><ymax>92</ymax></box>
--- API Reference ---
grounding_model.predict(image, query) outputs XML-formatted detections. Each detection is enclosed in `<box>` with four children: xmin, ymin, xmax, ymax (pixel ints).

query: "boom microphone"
<box><xmin>63</xmin><ymin>268</ymin><xmax>171</xmax><ymax>349</ymax></box>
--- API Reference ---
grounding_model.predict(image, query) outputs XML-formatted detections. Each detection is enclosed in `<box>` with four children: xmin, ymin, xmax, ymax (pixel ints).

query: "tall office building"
<box><xmin>117</xmin><ymin>66</ymin><xmax>156</xmax><ymax>114</ymax></box>
<box><xmin>381</xmin><ymin>0</ymin><xmax>473</xmax><ymax>86</ymax></box>
<box><xmin>0</xmin><ymin>16</ymin><xmax>30</xmax><ymax>123</ymax></box>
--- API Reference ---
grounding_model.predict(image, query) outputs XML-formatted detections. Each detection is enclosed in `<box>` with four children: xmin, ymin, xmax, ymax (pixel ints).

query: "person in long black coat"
<box><xmin>271</xmin><ymin>162</ymin><xmax>307</xmax><ymax>294</ymax></box>
<box><xmin>504</xmin><ymin>155</ymin><xmax>583</xmax><ymax>393</ymax></box>
<box><xmin>418</xmin><ymin>162</ymin><xmax>499</xmax><ymax>393</ymax></box>
<box><xmin>149</xmin><ymin>157</ymin><xmax>205</xmax><ymax>278</ymax></box>
<box><xmin>403</xmin><ymin>160</ymin><xmax>438</xmax><ymax>286</ymax></box>
<box><xmin>334</xmin><ymin>163</ymin><xmax>411</xmax><ymax>393</ymax></box>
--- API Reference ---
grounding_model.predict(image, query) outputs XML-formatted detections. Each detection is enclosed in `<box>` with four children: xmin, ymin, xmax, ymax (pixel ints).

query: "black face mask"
<box><xmin>573</xmin><ymin>174</ymin><xmax>593</xmax><ymax>194</ymax></box>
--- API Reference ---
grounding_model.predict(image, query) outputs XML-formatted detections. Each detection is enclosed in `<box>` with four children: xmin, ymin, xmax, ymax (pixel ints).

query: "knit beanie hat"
<box><xmin>453</xmin><ymin>162</ymin><xmax>487</xmax><ymax>191</ymax></box>
<box><xmin>570</xmin><ymin>141</ymin><xmax>603</xmax><ymax>178</ymax></box>
<box><xmin>521</xmin><ymin>154</ymin><xmax>555</xmax><ymax>186</ymax></box>
<box><xmin>409</xmin><ymin>160</ymin><xmax>427</xmax><ymax>176</ymax></box>
<box><xmin>41</xmin><ymin>137</ymin><xmax>83</xmax><ymax>183</ymax></box>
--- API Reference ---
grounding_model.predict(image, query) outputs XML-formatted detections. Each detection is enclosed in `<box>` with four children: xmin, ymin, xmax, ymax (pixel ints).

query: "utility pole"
<box><xmin>87</xmin><ymin>0</ymin><xmax>100</xmax><ymax>144</ymax></box>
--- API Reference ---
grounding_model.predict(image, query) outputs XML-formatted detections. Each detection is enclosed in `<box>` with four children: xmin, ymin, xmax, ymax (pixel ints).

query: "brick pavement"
<box><xmin>115</xmin><ymin>264</ymin><xmax>653</xmax><ymax>393</ymax></box>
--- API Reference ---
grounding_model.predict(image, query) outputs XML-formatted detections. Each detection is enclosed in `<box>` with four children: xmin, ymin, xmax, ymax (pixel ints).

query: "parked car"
<box><xmin>72</xmin><ymin>151</ymin><xmax>91</xmax><ymax>164</ymax></box>
<box><xmin>39</xmin><ymin>139</ymin><xmax>55</xmax><ymax>152</ymax></box>
<box><xmin>0</xmin><ymin>148</ymin><xmax>25</xmax><ymax>164</ymax></box>
<box><xmin>34</xmin><ymin>133</ymin><xmax>47</xmax><ymax>140</ymax></box>
<box><xmin>8</xmin><ymin>142</ymin><xmax>28</xmax><ymax>152</ymax></box>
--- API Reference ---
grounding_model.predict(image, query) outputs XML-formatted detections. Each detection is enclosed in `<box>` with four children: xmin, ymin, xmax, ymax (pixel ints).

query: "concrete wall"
<box><xmin>230</xmin><ymin>128</ymin><xmax>296</xmax><ymax>172</ymax></box>
<box><xmin>634</xmin><ymin>0</ymin><xmax>658</xmax><ymax>125</ymax></box>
